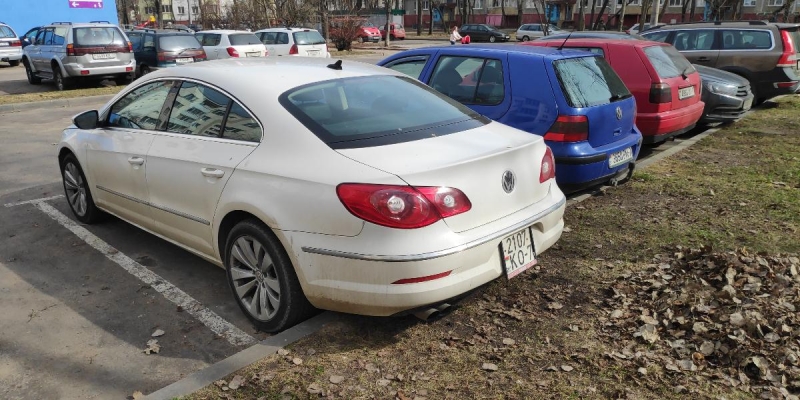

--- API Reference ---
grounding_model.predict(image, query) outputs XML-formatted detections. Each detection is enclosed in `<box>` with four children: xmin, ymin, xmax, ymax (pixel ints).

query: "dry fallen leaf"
<box><xmin>307</xmin><ymin>383</ymin><xmax>323</xmax><ymax>394</ymax></box>
<box><xmin>292</xmin><ymin>357</ymin><xmax>303</xmax><ymax>365</ymax></box>
<box><xmin>502</xmin><ymin>338</ymin><xmax>516</xmax><ymax>346</ymax></box>
<box><xmin>151</xmin><ymin>329</ymin><xmax>165</xmax><ymax>338</ymax></box>
<box><xmin>143</xmin><ymin>339</ymin><xmax>160</xmax><ymax>355</ymax></box>
<box><xmin>228</xmin><ymin>375</ymin><xmax>245</xmax><ymax>390</ymax></box>
<box><xmin>277</xmin><ymin>348</ymin><xmax>289</xmax><ymax>356</ymax></box>
<box><xmin>561</xmin><ymin>365</ymin><xmax>574</xmax><ymax>372</ymax></box>
<box><xmin>131</xmin><ymin>391</ymin><xmax>145</xmax><ymax>400</ymax></box>
<box><xmin>376</xmin><ymin>378</ymin><xmax>391</xmax><ymax>386</ymax></box>
<box><xmin>481</xmin><ymin>363</ymin><xmax>498</xmax><ymax>372</ymax></box>
<box><xmin>547</xmin><ymin>302</ymin><xmax>564</xmax><ymax>311</ymax></box>
<box><xmin>329</xmin><ymin>375</ymin><xmax>345</xmax><ymax>384</ymax></box>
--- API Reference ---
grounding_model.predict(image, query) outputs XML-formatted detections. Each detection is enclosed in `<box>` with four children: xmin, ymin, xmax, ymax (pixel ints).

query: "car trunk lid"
<box><xmin>292</xmin><ymin>30</ymin><xmax>327</xmax><ymax>57</ymax></box>
<box><xmin>336</xmin><ymin>122</ymin><xmax>552</xmax><ymax>233</ymax></box>
<box><xmin>642</xmin><ymin>44</ymin><xmax>702</xmax><ymax>111</ymax></box>
<box><xmin>229</xmin><ymin>33</ymin><xmax>267</xmax><ymax>57</ymax></box>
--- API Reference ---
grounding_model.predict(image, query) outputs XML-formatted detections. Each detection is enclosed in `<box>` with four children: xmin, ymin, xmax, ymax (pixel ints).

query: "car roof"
<box><xmin>256</xmin><ymin>27</ymin><xmax>319</xmax><ymax>32</ymax></box>
<box><xmin>45</xmin><ymin>22</ymin><xmax>118</xmax><ymax>28</ymax></box>
<box><xmin>535</xmin><ymin>38</ymin><xmax>665</xmax><ymax>48</ymax></box>
<box><xmin>540</xmin><ymin>31</ymin><xmax>646</xmax><ymax>40</ymax></box>
<box><xmin>196</xmin><ymin>30</ymin><xmax>252</xmax><ymax>34</ymax></box>
<box><xmin>650</xmin><ymin>20</ymin><xmax>796</xmax><ymax>29</ymax></box>
<box><xmin>130</xmin><ymin>29</ymin><xmax>195</xmax><ymax>35</ymax></box>
<box><xmin>394</xmin><ymin>44</ymin><xmax>603</xmax><ymax>61</ymax></box>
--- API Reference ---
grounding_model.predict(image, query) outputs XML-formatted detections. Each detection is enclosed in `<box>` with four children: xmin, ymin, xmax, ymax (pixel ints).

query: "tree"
<box><xmin>592</xmin><ymin>0</ymin><xmax>611</xmax><ymax>29</ymax></box>
<box><xmin>417</xmin><ymin>0</ymin><xmax>422</xmax><ymax>35</ymax></box>
<box><xmin>617</xmin><ymin>0</ymin><xmax>629</xmax><ymax>31</ymax></box>
<box><xmin>578</xmin><ymin>0</ymin><xmax>587</xmax><ymax>30</ymax></box>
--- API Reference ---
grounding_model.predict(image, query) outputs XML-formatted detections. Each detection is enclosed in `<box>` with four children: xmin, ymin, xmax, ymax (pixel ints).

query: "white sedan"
<box><xmin>58</xmin><ymin>58</ymin><xmax>566</xmax><ymax>332</ymax></box>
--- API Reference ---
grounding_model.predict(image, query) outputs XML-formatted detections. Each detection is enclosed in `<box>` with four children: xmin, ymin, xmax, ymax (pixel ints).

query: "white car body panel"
<box><xmin>255</xmin><ymin>28</ymin><xmax>329</xmax><ymax>58</ymax></box>
<box><xmin>197</xmin><ymin>30</ymin><xmax>267</xmax><ymax>60</ymax></box>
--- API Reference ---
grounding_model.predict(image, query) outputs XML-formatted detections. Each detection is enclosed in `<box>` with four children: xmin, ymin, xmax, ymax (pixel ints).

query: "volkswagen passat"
<box><xmin>58</xmin><ymin>58</ymin><xmax>566</xmax><ymax>332</ymax></box>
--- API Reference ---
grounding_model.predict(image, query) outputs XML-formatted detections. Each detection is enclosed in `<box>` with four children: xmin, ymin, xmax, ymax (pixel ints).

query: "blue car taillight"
<box><xmin>544</xmin><ymin>115</ymin><xmax>589</xmax><ymax>142</ymax></box>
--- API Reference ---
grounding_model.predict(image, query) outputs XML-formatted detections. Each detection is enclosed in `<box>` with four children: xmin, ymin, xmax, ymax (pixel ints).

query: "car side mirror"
<box><xmin>74</xmin><ymin>110</ymin><xmax>99</xmax><ymax>130</ymax></box>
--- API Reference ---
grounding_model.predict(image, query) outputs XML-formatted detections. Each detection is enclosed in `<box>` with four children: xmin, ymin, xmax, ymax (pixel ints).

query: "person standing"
<box><xmin>450</xmin><ymin>26</ymin><xmax>462</xmax><ymax>45</ymax></box>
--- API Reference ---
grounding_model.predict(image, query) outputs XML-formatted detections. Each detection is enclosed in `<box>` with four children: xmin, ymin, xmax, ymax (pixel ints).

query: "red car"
<box><xmin>381</xmin><ymin>23</ymin><xmax>406</xmax><ymax>40</ymax></box>
<box><xmin>524</xmin><ymin>39</ymin><xmax>704</xmax><ymax>143</ymax></box>
<box><xmin>358</xmin><ymin>21</ymin><xmax>382</xmax><ymax>43</ymax></box>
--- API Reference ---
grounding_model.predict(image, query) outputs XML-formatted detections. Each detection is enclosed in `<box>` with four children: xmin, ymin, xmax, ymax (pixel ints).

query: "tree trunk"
<box><xmin>689</xmin><ymin>0</ymin><xmax>695</xmax><ymax>21</ymax></box>
<box><xmin>417</xmin><ymin>0</ymin><xmax>423</xmax><ymax>35</ymax></box>
<box><xmin>618</xmin><ymin>0</ymin><xmax>628</xmax><ymax>30</ymax></box>
<box><xmin>385</xmin><ymin>4</ymin><xmax>392</xmax><ymax>47</ymax></box>
<box><xmin>429</xmin><ymin>5</ymin><xmax>433</xmax><ymax>35</ymax></box>
<box><xmin>594</xmin><ymin>0</ymin><xmax>610</xmax><ymax>28</ymax></box>
<box><xmin>518</xmin><ymin>0</ymin><xmax>524</xmax><ymax>26</ymax></box>
<box><xmin>589</xmin><ymin>0</ymin><xmax>597</xmax><ymax>30</ymax></box>
<box><xmin>578</xmin><ymin>0</ymin><xmax>586</xmax><ymax>30</ymax></box>
<box><xmin>501</xmin><ymin>0</ymin><xmax>506</xmax><ymax>27</ymax></box>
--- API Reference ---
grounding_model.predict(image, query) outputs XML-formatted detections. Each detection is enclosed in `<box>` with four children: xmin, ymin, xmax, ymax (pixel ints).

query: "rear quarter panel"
<box><xmin>608</xmin><ymin>45</ymin><xmax>658</xmax><ymax>113</ymax></box>
<box><xmin>502</xmin><ymin>53</ymin><xmax>558</xmax><ymax>136</ymax></box>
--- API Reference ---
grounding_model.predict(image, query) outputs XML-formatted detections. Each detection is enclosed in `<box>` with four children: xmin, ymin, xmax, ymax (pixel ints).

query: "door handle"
<box><xmin>201</xmin><ymin>168</ymin><xmax>225</xmax><ymax>178</ymax></box>
<box><xmin>697</xmin><ymin>57</ymin><xmax>710</xmax><ymax>62</ymax></box>
<box><xmin>128</xmin><ymin>156</ymin><xmax>144</xmax><ymax>165</ymax></box>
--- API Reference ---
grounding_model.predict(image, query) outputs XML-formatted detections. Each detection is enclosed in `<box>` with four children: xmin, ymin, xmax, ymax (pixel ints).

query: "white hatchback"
<box><xmin>255</xmin><ymin>28</ymin><xmax>330</xmax><ymax>58</ymax></box>
<box><xmin>58</xmin><ymin>58</ymin><xmax>566</xmax><ymax>332</ymax></box>
<box><xmin>194</xmin><ymin>30</ymin><xmax>267</xmax><ymax>60</ymax></box>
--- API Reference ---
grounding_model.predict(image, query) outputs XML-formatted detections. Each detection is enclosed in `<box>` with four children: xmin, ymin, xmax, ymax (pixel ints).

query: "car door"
<box><xmin>257</xmin><ymin>31</ymin><xmax>279</xmax><ymax>55</ymax></box>
<box><xmin>144</xmin><ymin>80</ymin><xmax>260</xmax><ymax>257</ymax></box>
<box><xmin>21</xmin><ymin>27</ymin><xmax>40</xmax><ymax>48</ymax></box>
<box><xmin>671</xmin><ymin>29</ymin><xmax>718</xmax><ymax>66</ymax></box>
<box><xmin>86</xmin><ymin>80</ymin><xmax>176</xmax><ymax>228</ymax></box>
<box><xmin>717</xmin><ymin>28</ymin><xmax>773</xmax><ymax>72</ymax></box>
<box><xmin>477</xmin><ymin>26</ymin><xmax>490</xmax><ymax>41</ymax></box>
<box><xmin>423</xmin><ymin>53</ymin><xmax>511</xmax><ymax>120</ymax></box>
<box><xmin>199</xmin><ymin>33</ymin><xmax>222</xmax><ymax>59</ymax></box>
<box><xmin>30</xmin><ymin>28</ymin><xmax>51</xmax><ymax>72</ymax></box>
<box><xmin>382</xmin><ymin>53</ymin><xmax>433</xmax><ymax>78</ymax></box>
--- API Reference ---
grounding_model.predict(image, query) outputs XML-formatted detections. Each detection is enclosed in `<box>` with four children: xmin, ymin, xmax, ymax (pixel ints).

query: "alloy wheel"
<box><xmin>229</xmin><ymin>235</ymin><xmax>281</xmax><ymax>321</ymax></box>
<box><xmin>489</xmin><ymin>36</ymin><xmax>496</xmax><ymax>43</ymax></box>
<box><xmin>63</xmin><ymin>162</ymin><xmax>88</xmax><ymax>217</ymax></box>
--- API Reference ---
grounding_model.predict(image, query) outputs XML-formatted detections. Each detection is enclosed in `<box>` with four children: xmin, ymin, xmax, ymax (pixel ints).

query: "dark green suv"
<box><xmin>641</xmin><ymin>21</ymin><xmax>800</xmax><ymax>103</ymax></box>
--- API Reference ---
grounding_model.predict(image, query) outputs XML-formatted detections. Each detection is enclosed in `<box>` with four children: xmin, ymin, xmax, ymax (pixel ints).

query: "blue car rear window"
<box><xmin>553</xmin><ymin>56</ymin><xmax>631</xmax><ymax>108</ymax></box>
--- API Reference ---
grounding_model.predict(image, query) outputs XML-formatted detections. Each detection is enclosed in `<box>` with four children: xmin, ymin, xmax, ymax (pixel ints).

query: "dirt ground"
<box><xmin>188</xmin><ymin>96</ymin><xmax>800</xmax><ymax>400</ymax></box>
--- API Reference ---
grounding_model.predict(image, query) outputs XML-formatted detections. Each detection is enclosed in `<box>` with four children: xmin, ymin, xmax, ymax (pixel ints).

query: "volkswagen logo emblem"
<box><xmin>615</xmin><ymin>106</ymin><xmax>623</xmax><ymax>120</ymax></box>
<box><xmin>501</xmin><ymin>170</ymin><xmax>515</xmax><ymax>193</ymax></box>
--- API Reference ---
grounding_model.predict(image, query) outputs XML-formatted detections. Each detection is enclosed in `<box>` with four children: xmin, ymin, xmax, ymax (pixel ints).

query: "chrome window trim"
<box><xmin>643</xmin><ymin>28</ymin><xmax>775</xmax><ymax>52</ymax></box>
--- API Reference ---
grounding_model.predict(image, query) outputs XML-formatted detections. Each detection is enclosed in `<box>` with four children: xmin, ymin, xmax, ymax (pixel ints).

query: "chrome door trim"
<box><xmin>96</xmin><ymin>185</ymin><xmax>211</xmax><ymax>226</ymax></box>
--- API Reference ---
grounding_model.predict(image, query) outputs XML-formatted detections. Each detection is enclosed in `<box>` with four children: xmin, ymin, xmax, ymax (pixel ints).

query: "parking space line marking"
<box><xmin>4</xmin><ymin>195</ymin><xmax>65</xmax><ymax>208</ymax></box>
<box><xmin>34</xmin><ymin>201</ymin><xmax>256</xmax><ymax>347</ymax></box>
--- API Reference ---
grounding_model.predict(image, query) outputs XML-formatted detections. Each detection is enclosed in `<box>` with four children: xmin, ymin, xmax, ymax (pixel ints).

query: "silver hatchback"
<box><xmin>22</xmin><ymin>22</ymin><xmax>135</xmax><ymax>90</ymax></box>
<box><xmin>0</xmin><ymin>23</ymin><xmax>22</xmax><ymax>66</ymax></box>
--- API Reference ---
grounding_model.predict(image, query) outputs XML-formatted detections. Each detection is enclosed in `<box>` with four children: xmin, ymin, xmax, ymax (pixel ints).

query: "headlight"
<box><xmin>706</xmin><ymin>82</ymin><xmax>738</xmax><ymax>96</ymax></box>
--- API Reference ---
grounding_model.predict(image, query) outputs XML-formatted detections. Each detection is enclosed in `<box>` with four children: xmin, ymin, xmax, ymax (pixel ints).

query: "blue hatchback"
<box><xmin>378</xmin><ymin>45</ymin><xmax>643</xmax><ymax>192</ymax></box>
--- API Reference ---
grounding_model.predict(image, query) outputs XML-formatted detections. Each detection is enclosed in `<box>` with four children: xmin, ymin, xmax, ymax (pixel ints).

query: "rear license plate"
<box><xmin>608</xmin><ymin>147</ymin><xmax>634</xmax><ymax>168</ymax></box>
<box><xmin>0</xmin><ymin>42</ymin><xmax>8</xmax><ymax>47</ymax></box>
<box><xmin>678</xmin><ymin>86</ymin><xmax>695</xmax><ymax>100</ymax></box>
<box><xmin>176</xmin><ymin>57</ymin><xmax>193</xmax><ymax>64</ymax></box>
<box><xmin>500</xmin><ymin>227</ymin><xmax>537</xmax><ymax>280</ymax></box>
<box><xmin>743</xmin><ymin>97</ymin><xmax>753</xmax><ymax>111</ymax></box>
<box><xmin>308</xmin><ymin>50</ymin><xmax>320</xmax><ymax>55</ymax></box>
<box><xmin>246</xmin><ymin>52</ymin><xmax>260</xmax><ymax>57</ymax></box>
<box><xmin>92</xmin><ymin>53</ymin><xmax>115</xmax><ymax>60</ymax></box>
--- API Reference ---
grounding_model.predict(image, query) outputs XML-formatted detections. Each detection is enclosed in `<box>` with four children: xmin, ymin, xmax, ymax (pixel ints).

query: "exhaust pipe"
<box><xmin>413</xmin><ymin>303</ymin><xmax>452</xmax><ymax>321</ymax></box>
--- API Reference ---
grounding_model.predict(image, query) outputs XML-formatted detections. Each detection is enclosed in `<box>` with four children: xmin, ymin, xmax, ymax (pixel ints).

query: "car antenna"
<box><xmin>327</xmin><ymin>60</ymin><xmax>343</xmax><ymax>70</ymax></box>
<box><xmin>556</xmin><ymin>31</ymin><xmax>574</xmax><ymax>51</ymax></box>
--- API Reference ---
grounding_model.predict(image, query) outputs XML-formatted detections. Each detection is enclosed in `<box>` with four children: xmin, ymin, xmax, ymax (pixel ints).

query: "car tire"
<box><xmin>23</xmin><ymin>60</ymin><xmax>41</xmax><ymax>84</ymax></box>
<box><xmin>522</xmin><ymin>35</ymin><xmax>530</xmax><ymax>41</ymax></box>
<box><xmin>9</xmin><ymin>60</ymin><xmax>20</xmax><ymax>67</ymax></box>
<box><xmin>390</xmin><ymin>34</ymin><xmax>396</xmax><ymax>40</ymax></box>
<box><xmin>139</xmin><ymin>64</ymin><xmax>150</xmax><ymax>78</ymax></box>
<box><xmin>489</xmin><ymin>36</ymin><xmax>496</xmax><ymax>43</ymax></box>
<box><xmin>60</xmin><ymin>154</ymin><xmax>103</xmax><ymax>224</ymax></box>
<box><xmin>225</xmin><ymin>219</ymin><xmax>315</xmax><ymax>333</ymax></box>
<box><xmin>53</xmin><ymin>67</ymin><xmax>72</xmax><ymax>91</ymax></box>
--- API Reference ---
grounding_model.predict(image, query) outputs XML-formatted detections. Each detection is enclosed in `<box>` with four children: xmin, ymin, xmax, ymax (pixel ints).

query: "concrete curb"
<box><xmin>0</xmin><ymin>94</ymin><xmax>115</xmax><ymax>113</ymax></box>
<box><xmin>144</xmin><ymin>312</ymin><xmax>339</xmax><ymax>400</ymax></box>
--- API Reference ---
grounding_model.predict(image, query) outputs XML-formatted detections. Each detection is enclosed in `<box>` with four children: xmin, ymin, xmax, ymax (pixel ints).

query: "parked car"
<box><xmin>378</xmin><ymin>45</ymin><xmax>643</xmax><ymax>192</ymax></box>
<box><xmin>328</xmin><ymin>17</ymin><xmax>380</xmax><ymax>45</ymax></box>
<box><xmin>255</xmin><ymin>28</ymin><xmax>329</xmax><ymax>57</ymax></box>
<box><xmin>515</xmin><ymin>23</ymin><xmax>561</xmax><ymax>41</ymax></box>
<box><xmin>19</xmin><ymin>26</ymin><xmax>41</xmax><ymax>48</ymax></box>
<box><xmin>166</xmin><ymin>24</ymin><xmax>193</xmax><ymax>33</ymax></box>
<box><xmin>356</xmin><ymin>20</ymin><xmax>382</xmax><ymax>43</ymax></box>
<box><xmin>640</xmin><ymin>21</ymin><xmax>800</xmax><ymax>104</ymax></box>
<box><xmin>380</xmin><ymin>22</ymin><xmax>406</xmax><ymax>40</ymax></box>
<box><xmin>0</xmin><ymin>22</ymin><xmax>22</xmax><ymax>66</ymax></box>
<box><xmin>126</xmin><ymin>29</ymin><xmax>206</xmax><ymax>77</ymax></box>
<box><xmin>524</xmin><ymin>39</ymin><xmax>704</xmax><ymax>144</ymax></box>
<box><xmin>536</xmin><ymin>31</ymin><xmax>646</xmax><ymax>41</ymax></box>
<box><xmin>57</xmin><ymin>57</ymin><xmax>566</xmax><ymax>332</ymax></box>
<box><xmin>194</xmin><ymin>30</ymin><xmax>267</xmax><ymax>60</ymax></box>
<box><xmin>694</xmin><ymin>64</ymin><xmax>754</xmax><ymax>124</ymax></box>
<box><xmin>458</xmin><ymin>24</ymin><xmax>510</xmax><ymax>43</ymax></box>
<box><xmin>627</xmin><ymin>23</ymin><xmax>663</xmax><ymax>35</ymax></box>
<box><xmin>22</xmin><ymin>22</ymin><xmax>135</xmax><ymax>90</ymax></box>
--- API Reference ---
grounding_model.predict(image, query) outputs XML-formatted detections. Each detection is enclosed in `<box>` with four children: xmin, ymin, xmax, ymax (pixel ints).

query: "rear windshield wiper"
<box><xmin>609</xmin><ymin>93</ymin><xmax>630</xmax><ymax>102</ymax></box>
<box><xmin>681</xmin><ymin>66</ymin><xmax>692</xmax><ymax>79</ymax></box>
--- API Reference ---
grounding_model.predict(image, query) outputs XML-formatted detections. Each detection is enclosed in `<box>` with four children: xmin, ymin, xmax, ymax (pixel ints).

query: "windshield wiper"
<box><xmin>681</xmin><ymin>66</ymin><xmax>692</xmax><ymax>79</ymax></box>
<box><xmin>609</xmin><ymin>93</ymin><xmax>630</xmax><ymax>102</ymax></box>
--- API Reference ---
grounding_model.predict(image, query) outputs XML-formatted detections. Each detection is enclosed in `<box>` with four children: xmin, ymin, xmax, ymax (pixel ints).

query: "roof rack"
<box><xmin>51</xmin><ymin>22</ymin><xmax>73</xmax><ymax>25</ymax></box>
<box><xmin>662</xmin><ymin>19</ymin><xmax>768</xmax><ymax>26</ymax></box>
<box><xmin>90</xmin><ymin>20</ymin><xmax>111</xmax><ymax>24</ymax></box>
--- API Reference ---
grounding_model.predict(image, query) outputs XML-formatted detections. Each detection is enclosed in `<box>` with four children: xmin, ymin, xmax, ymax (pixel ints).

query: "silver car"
<box><xmin>58</xmin><ymin>58</ymin><xmax>566</xmax><ymax>333</ymax></box>
<box><xmin>0</xmin><ymin>22</ymin><xmax>22</xmax><ymax>66</ymax></box>
<box><xmin>22</xmin><ymin>22</ymin><xmax>135</xmax><ymax>90</ymax></box>
<box><xmin>515</xmin><ymin>23</ymin><xmax>561</xmax><ymax>41</ymax></box>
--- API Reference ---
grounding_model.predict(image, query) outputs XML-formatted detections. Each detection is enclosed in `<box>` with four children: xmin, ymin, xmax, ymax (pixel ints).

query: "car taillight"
<box><xmin>196</xmin><ymin>51</ymin><xmax>207</xmax><ymax>60</ymax></box>
<box><xmin>157</xmin><ymin>52</ymin><xmax>170</xmax><ymax>61</ymax></box>
<box><xmin>336</xmin><ymin>184</ymin><xmax>471</xmax><ymax>229</ymax></box>
<box><xmin>543</xmin><ymin>115</ymin><xmax>589</xmax><ymax>142</ymax></box>
<box><xmin>10</xmin><ymin>40</ymin><xmax>21</xmax><ymax>47</ymax></box>
<box><xmin>289</xmin><ymin>44</ymin><xmax>298</xmax><ymax>55</ymax></box>
<box><xmin>126</xmin><ymin>41</ymin><xmax>132</xmax><ymax>53</ymax></box>
<box><xmin>777</xmin><ymin>30</ymin><xmax>798</xmax><ymax>67</ymax></box>
<box><xmin>539</xmin><ymin>147</ymin><xmax>556</xmax><ymax>183</ymax></box>
<box><xmin>67</xmin><ymin>43</ymin><xmax>75</xmax><ymax>56</ymax></box>
<box><xmin>226</xmin><ymin>47</ymin><xmax>239</xmax><ymax>57</ymax></box>
<box><xmin>649</xmin><ymin>82</ymin><xmax>672</xmax><ymax>103</ymax></box>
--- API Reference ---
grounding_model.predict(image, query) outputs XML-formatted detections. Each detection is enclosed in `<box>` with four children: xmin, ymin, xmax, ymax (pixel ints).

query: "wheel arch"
<box><xmin>50</xmin><ymin>57</ymin><xmax>67</xmax><ymax>75</ymax></box>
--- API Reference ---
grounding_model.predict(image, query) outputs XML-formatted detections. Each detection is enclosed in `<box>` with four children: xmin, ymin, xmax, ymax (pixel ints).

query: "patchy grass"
<box><xmin>0</xmin><ymin>85</ymin><xmax>123</xmax><ymax>105</ymax></box>
<box><xmin>188</xmin><ymin>96</ymin><xmax>800</xmax><ymax>400</ymax></box>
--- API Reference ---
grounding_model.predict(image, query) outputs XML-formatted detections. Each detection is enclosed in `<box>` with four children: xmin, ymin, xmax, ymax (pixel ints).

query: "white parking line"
<box><xmin>33</xmin><ymin>201</ymin><xmax>256</xmax><ymax>347</ymax></box>
<box><xmin>4</xmin><ymin>194</ymin><xmax>65</xmax><ymax>208</ymax></box>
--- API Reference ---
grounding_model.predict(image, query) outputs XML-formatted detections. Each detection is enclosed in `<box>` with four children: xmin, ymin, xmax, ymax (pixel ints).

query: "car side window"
<box><xmin>202</xmin><ymin>34</ymin><xmax>221</xmax><ymax>46</ymax></box>
<box><xmin>52</xmin><ymin>27</ymin><xmax>67</xmax><ymax>45</ymax></box>
<box><xmin>429</xmin><ymin>56</ymin><xmax>504</xmax><ymax>105</ymax></box>
<box><xmin>144</xmin><ymin>34</ymin><xmax>155</xmax><ymax>49</ymax></box>
<box><xmin>167</xmin><ymin>81</ymin><xmax>230</xmax><ymax>137</ymax></box>
<box><xmin>25</xmin><ymin>29</ymin><xmax>39</xmax><ymax>42</ymax></box>
<box><xmin>34</xmin><ymin>29</ymin><xmax>47</xmax><ymax>45</ymax></box>
<box><xmin>673</xmin><ymin>30</ymin><xmax>714</xmax><ymax>51</ymax></box>
<box><xmin>108</xmin><ymin>81</ymin><xmax>175</xmax><ymax>130</ymax></box>
<box><xmin>194</xmin><ymin>33</ymin><xmax>204</xmax><ymax>44</ymax></box>
<box><xmin>643</xmin><ymin>31</ymin><xmax>670</xmax><ymax>43</ymax></box>
<box><xmin>259</xmin><ymin>32</ymin><xmax>276</xmax><ymax>44</ymax></box>
<box><xmin>721</xmin><ymin>30</ymin><xmax>772</xmax><ymax>50</ymax></box>
<box><xmin>277</xmin><ymin>32</ymin><xmax>289</xmax><ymax>44</ymax></box>
<box><xmin>385</xmin><ymin>56</ymin><xmax>430</xmax><ymax>78</ymax></box>
<box><xmin>128</xmin><ymin>32</ymin><xmax>143</xmax><ymax>50</ymax></box>
<box><xmin>223</xmin><ymin>103</ymin><xmax>261</xmax><ymax>142</ymax></box>
<box><xmin>569</xmin><ymin>47</ymin><xmax>605</xmax><ymax>57</ymax></box>
<box><xmin>42</xmin><ymin>28</ymin><xmax>54</xmax><ymax>45</ymax></box>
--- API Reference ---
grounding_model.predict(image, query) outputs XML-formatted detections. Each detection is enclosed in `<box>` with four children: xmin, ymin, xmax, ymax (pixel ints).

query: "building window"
<box><xmin>177</xmin><ymin>6</ymin><xmax>185</xmax><ymax>14</ymax></box>
<box><xmin>162</xmin><ymin>5</ymin><xmax>173</xmax><ymax>13</ymax></box>
<box><xmin>474</xmin><ymin>0</ymin><xmax>483</xmax><ymax>8</ymax></box>
<box><xmin>423</xmin><ymin>0</ymin><xmax>430</xmax><ymax>10</ymax></box>
<box><xmin>668</xmin><ymin>0</ymin><xmax>680</xmax><ymax>6</ymax></box>
<box><xmin>768</xmin><ymin>0</ymin><xmax>783</xmax><ymax>5</ymax></box>
<box><xmin>192</xmin><ymin>6</ymin><xmax>199</xmax><ymax>14</ymax></box>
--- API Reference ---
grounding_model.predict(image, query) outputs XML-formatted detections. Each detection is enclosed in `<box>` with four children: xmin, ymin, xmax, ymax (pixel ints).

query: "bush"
<box><xmin>329</xmin><ymin>16</ymin><xmax>365</xmax><ymax>51</ymax></box>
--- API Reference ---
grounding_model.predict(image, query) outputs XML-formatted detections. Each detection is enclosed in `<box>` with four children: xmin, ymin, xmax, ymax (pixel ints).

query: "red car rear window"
<box><xmin>643</xmin><ymin>45</ymin><xmax>694</xmax><ymax>79</ymax></box>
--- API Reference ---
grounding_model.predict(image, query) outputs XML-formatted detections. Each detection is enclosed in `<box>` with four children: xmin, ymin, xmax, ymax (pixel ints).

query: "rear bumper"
<box><xmin>0</xmin><ymin>51</ymin><xmax>22</xmax><ymax>62</ymax></box>
<box><xmin>550</xmin><ymin>128</ymin><xmax>643</xmax><ymax>190</ymax></box>
<box><xmin>64</xmin><ymin>60</ymin><xmax>136</xmax><ymax>78</ymax></box>
<box><xmin>284</xmin><ymin>185</ymin><xmax>566</xmax><ymax>316</ymax></box>
<box><xmin>700</xmin><ymin>92</ymin><xmax>754</xmax><ymax>124</ymax></box>
<box><xmin>754</xmin><ymin>67</ymin><xmax>800</xmax><ymax>100</ymax></box>
<box><xmin>637</xmin><ymin>101</ymin><xmax>704</xmax><ymax>138</ymax></box>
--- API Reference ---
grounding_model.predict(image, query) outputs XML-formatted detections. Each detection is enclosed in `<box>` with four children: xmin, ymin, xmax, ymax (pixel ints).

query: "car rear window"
<box><xmin>0</xmin><ymin>25</ymin><xmax>15</xmax><ymax>38</ymax></box>
<box><xmin>721</xmin><ymin>29</ymin><xmax>772</xmax><ymax>50</ymax></box>
<box><xmin>229</xmin><ymin>33</ymin><xmax>261</xmax><ymax>45</ymax></box>
<box><xmin>553</xmin><ymin>56</ymin><xmax>631</xmax><ymax>108</ymax></box>
<box><xmin>643</xmin><ymin>45</ymin><xmax>694</xmax><ymax>79</ymax></box>
<box><xmin>293</xmin><ymin>31</ymin><xmax>325</xmax><ymax>45</ymax></box>
<box><xmin>279</xmin><ymin>75</ymin><xmax>488</xmax><ymax>149</ymax></box>
<box><xmin>159</xmin><ymin>35</ymin><xmax>202</xmax><ymax>51</ymax></box>
<box><xmin>73</xmin><ymin>27</ymin><xmax>126</xmax><ymax>47</ymax></box>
